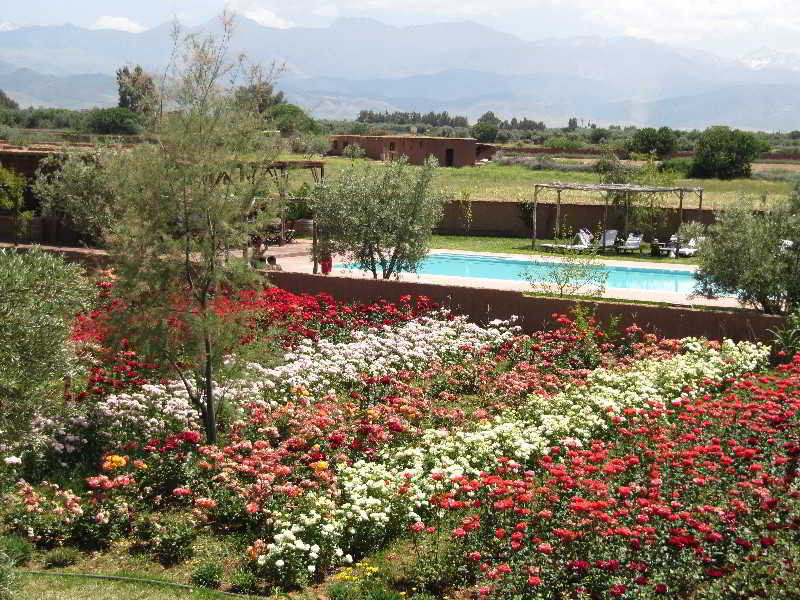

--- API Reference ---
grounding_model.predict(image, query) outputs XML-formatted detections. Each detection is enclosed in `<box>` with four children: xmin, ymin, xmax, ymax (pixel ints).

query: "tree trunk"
<box><xmin>203</xmin><ymin>329</ymin><xmax>216</xmax><ymax>444</ymax></box>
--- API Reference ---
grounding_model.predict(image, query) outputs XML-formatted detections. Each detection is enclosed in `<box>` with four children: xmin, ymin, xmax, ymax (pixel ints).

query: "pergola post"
<box><xmin>603</xmin><ymin>193</ymin><xmax>608</xmax><ymax>239</ymax></box>
<box><xmin>624</xmin><ymin>191</ymin><xmax>630</xmax><ymax>237</ymax></box>
<box><xmin>532</xmin><ymin>186</ymin><xmax>539</xmax><ymax>248</ymax></box>
<box><xmin>312</xmin><ymin>221</ymin><xmax>319</xmax><ymax>274</ymax></box>
<box><xmin>678</xmin><ymin>190</ymin><xmax>684</xmax><ymax>228</ymax></box>
<box><xmin>555</xmin><ymin>189</ymin><xmax>562</xmax><ymax>239</ymax></box>
<box><xmin>698</xmin><ymin>189</ymin><xmax>703</xmax><ymax>212</ymax></box>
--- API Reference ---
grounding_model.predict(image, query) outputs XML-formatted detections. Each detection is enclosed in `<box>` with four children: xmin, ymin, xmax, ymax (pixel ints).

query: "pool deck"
<box><xmin>273</xmin><ymin>241</ymin><xmax>740</xmax><ymax>309</ymax></box>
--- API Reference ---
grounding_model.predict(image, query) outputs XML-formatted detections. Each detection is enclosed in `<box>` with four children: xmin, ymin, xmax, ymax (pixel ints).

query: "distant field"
<box><xmin>291</xmin><ymin>155</ymin><xmax>793</xmax><ymax>209</ymax></box>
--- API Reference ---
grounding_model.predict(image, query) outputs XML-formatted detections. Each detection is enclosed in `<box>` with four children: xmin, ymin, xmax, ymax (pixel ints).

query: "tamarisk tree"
<box><xmin>106</xmin><ymin>16</ymin><xmax>281</xmax><ymax>443</ymax></box>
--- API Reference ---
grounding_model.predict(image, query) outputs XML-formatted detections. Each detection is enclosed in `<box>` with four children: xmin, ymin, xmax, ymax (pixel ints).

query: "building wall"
<box><xmin>330</xmin><ymin>135</ymin><xmax>478</xmax><ymax>167</ymax></box>
<box><xmin>269</xmin><ymin>271</ymin><xmax>784</xmax><ymax>344</ymax></box>
<box><xmin>439</xmin><ymin>200</ymin><xmax>717</xmax><ymax>240</ymax></box>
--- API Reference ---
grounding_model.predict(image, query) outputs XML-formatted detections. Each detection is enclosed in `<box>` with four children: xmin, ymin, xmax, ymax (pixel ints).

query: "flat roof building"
<box><xmin>329</xmin><ymin>135</ymin><xmax>494</xmax><ymax>167</ymax></box>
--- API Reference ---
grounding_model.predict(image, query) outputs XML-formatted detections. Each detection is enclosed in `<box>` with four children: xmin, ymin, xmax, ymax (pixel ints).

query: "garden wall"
<box><xmin>438</xmin><ymin>200</ymin><xmax>716</xmax><ymax>240</ymax></box>
<box><xmin>269</xmin><ymin>271</ymin><xmax>784</xmax><ymax>344</ymax></box>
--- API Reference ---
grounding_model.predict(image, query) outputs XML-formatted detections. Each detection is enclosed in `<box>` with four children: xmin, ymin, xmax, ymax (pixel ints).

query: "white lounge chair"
<box><xmin>594</xmin><ymin>229</ymin><xmax>618</xmax><ymax>251</ymax></box>
<box><xmin>541</xmin><ymin>229</ymin><xmax>592</xmax><ymax>252</ymax></box>
<box><xmin>677</xmin><ymin>237</ymin><xmax>702</xmax><ymax>258</ymax></box>
<box><xmin>616</xmin><ymin>232</ymin><xmax>643</xmax><ymax>254</ymax></box>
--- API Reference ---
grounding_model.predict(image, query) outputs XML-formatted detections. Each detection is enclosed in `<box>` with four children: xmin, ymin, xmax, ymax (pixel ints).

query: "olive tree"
<box><xmin>33</xmin><ymin>150</ymin><xmax>117</xmax><ymax>244</ymax></box>
<box><xmin>0</xmin><ymin>248</ymin><xmax>94</xmax><ymax>444</ymax></box>
<box><xmin>693</xmin><ymin>191</ymin><xmax>800</xmax><ymax>314</ymax></box>
<box><xmin>104</xmin><ymin>16</ymin><xmax>281</xmax><ymax>443</ymax></box>
<box><xmin>311</xmin><ymin>156</ymin><xmax>445</xmax><ymax>279</ymax></box>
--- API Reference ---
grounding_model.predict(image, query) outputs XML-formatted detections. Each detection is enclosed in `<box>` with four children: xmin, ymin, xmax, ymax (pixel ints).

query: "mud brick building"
<box><xmin>329</xmin><ymin>135</ymin><xmax>494</xmax><ymax>167</ymax></box>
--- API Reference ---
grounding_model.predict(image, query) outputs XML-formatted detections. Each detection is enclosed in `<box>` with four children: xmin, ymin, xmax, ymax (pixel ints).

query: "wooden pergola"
<box><xmin>263</xmin><ymin>159</ymin><xmax>325</xmax><ymax>246</ymax></box>
<box><xmin>530</xmin><ymin>182</ymin><xmax>704</xmax><ymax>248</ymax></box>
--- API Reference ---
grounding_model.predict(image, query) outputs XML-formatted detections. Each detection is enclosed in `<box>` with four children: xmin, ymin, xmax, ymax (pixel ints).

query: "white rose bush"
<box><xmin>2</xmin><ymin>286</ymin><xmax>797</xmax><ymax>599</ymax></box>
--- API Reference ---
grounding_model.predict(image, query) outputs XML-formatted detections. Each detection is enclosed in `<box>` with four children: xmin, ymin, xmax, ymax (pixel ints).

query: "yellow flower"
<box><xmin>102</xmin><ymin>455</ymin><xmax>128</xmax><ymax>471</ymax></box>
<box><xmin>310</xmin><ymin>461</ymin><xmax>329</xmax><ymax>472</ymax></box>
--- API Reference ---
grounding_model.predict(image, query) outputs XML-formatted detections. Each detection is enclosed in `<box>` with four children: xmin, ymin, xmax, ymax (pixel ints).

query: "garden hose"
<box><xmin>16</xmin><ymin>569</ymin><xmax>260</xmax><ymax>598</ymax></box>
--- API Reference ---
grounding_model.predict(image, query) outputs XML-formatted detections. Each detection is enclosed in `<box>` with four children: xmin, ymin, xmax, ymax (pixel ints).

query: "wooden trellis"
<box><xmin>530</xmin><ymin>182</ymin><xmax>704</xmax><ymax>248</ymax></box>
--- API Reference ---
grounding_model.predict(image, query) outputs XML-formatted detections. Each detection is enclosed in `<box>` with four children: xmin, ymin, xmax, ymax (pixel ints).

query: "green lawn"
<box><xmin>15</xmin><ymin>571</ymin><xmax>237</xmax><ymax>600</ymax></box>
<box><xmin>429</xmin><ymin>234</ymin><xmax>699</xmax><ymax>265</ymax></box>
<box><xmin>289</xmin><ymin>155</ymin><xmax>792</xmax><ymax>208</ymax></box>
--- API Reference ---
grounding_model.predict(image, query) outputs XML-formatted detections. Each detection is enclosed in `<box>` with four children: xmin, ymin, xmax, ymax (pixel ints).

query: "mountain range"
<box><xmin>1</xmin><ymin>17</ymin><xmax>799</xmax><ymax>130</ymax></box>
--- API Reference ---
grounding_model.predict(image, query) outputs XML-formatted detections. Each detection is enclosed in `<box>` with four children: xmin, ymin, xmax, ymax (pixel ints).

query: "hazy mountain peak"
<box><xmin>331</xmin><ymin>17</ymin><xmax>392</xmax><ymax>29</ymax></box>
<box><xmin>740</xmin><ymin>47</ymin><xmax>800</xmax><ymax>72</ymax></box>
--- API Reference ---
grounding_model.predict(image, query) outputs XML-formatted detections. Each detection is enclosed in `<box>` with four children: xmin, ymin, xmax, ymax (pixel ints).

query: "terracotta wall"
<box><xmin>268</xmin><ymin>271</ymin><xmax>784</xmax><ymax>344</ymax></box>
<box><xmin>330</xmin><ymin>135</ymin><xmax>478</xmax><ymax>167</ymax></box>
<box><xmin>439</xmin><ymin>200</ymin><xmax>717</xmax><ymax>240</ymax></box>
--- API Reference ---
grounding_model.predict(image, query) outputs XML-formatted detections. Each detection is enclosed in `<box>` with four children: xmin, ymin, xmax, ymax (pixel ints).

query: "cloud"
<box><xmin>0</xmin><ymin>22</ymin><xmax>20</xmax><ymax>32</ymax></box>
<box><xmin>312</xmin><ymin>4</ymin><xmax>340</xmax><ymax>18</ymax></box>
<box><xmin>89</xmin><ymin>15</ymin><xmax>146</xmax><ymax>33</ymax></box>
<box><xmin>227</xmin><ymin>0</ymin><xmax>293</xmax><ymax>28</ymax></box>
<box><xmin>562</xmin><ymin>0</ymin><xmax>800</xmax><ymax>43</ymax></box>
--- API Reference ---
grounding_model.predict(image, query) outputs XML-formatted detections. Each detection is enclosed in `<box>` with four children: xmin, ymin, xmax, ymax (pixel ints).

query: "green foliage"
<box><xmin>230</xmin><ymin>568</ymin><xmax>260</xmax><ymax>594</ymax></box>
<box><xmin>691</xmin><ymin>126</ymin><xmax>768</xmax><ymax>179</ymax></box>
<box><xmin>628</xmin><ymin>126</ymin><xmax>677</xmax><ymax>157</ymax></box>
<box><xmin>234</xmin><ymin>80</ymin><xmax>286</xmax><ymax>113</ymax></box>
<box><xmin>191</xmin><ymin>561</ymin><xmax>224</xmax><ymax>588</ymax></box>
<box><xmin>103</xmin><ymin>17</ymin><xmax>282</xmax><ymax>443</ymax></box>
<box><xmin>328</xmin><ymin>580</ymin><xmax>406</xmax><ymax>600</ymax></box>
<box><xmin>524</xmin><ymin>244</ymin><xmax>609</xmax><ymax>299</ymax></box>
<box><xmin>32</xmin><ymin>151</ymin><xmax>117</xmax><ymax>243</ymax></box>
<box><xmin>596</xmin><ymin>153</ymin><xmax>677</xmax><ymax>237</ymax></box>
<box><xmin>268</xmin><ymin>103</ymin><xmax>318</xmax><ymax>136</ymax></box>
<box><xmin>769</xmin><ymin>307</ymin><xmax>800</xmax><ymax>360</ymax></box>
<box><xmin>146</xmin><ymin>520</ymin><xmax>196</xmax><ymax>566</ymax></box>
<box><xmin>0</xmin><ymin>550</ymin><xmax>15</xmax><ymax>600</ymax></box>
<box><xmin>311</xmin><ymin>156</ymin><xmax>445</xmax><ymax>279</ymax></box>
<box><xmin>289</xmin><ymin>134</ymin><xmax>329</xmax><ymax>157</ymax></box>
<box><xmin>659</xmin><ymin>156</ymin><xmax>693</xmax><ymax>176</ymax></box>
<box><xmin>588</xmin><ymin>127</ymin><xmax>608</xmax><ymax>144</ymax></box>
<box><xmin>0</xmin><ymin>166</ymin><xmax>29</xmax><ymax>244</ymax></box>
<box><xmin>342</xmin><ymin>143</ymin><xmax>366</xmax><ymax>159</ymax></box>
<box><xmin>567</xmin><ymin>117</ymin><xmax>578</xmax><ymax>131</ymax></box>
<box><xmin>0</xmin><ymin>90</ymin><xmax>18</xmax><ymax>111</ymax></box>
<box><xmin>470</xmin><ymin>122</ymin><xmax>498</xmax><ymax>143</ymax></box>
<box><xmin>546</xmin><ymin>136</ymin><xmax>582</xmax><ymax>151</ymax></box>
<box><xmin>694</xmin><ymin>192</ymin><xmax>800</xmax><ymax>313</ymax></box>
<box><xmin>0</xmin><ymin>248</ymin><xmax>94</xmax><ymax>445</ymax></box>
<box><xmin>476</xmin><ymin>111</ymin><xmax>501</xmax><ymax>127</ymax></box>
<box><xmin>83</xmin><ymin>107</ymin><xmax>142</xmax><ymax>135</ymax></box>
<box><xmin>43</xmin><ymin>547</ymin><xmax>80</xmax><ymax>568</ymax></box>
<box><xmin>1</xmin><ymin>535</ymin><xmax>33</xmax><ymax>567</ymax></box>
<box><xmin>116</xmin><ymin>65</ymin><xmax>157</xmax><ymax>115</ymax></box>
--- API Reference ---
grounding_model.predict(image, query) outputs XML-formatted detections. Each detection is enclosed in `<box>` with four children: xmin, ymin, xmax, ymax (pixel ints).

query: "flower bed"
<box><xmin>1</xmin><ymin>289</ymin><xmax>790</xmax><ymax>599</ymax></box>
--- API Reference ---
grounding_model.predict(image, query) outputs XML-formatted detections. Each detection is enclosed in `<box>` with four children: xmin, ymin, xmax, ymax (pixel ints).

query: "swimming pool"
<box><xmin>340</xmin><ymin>252</ymin><xmax>698</xmax><ymax>293</ymax></box>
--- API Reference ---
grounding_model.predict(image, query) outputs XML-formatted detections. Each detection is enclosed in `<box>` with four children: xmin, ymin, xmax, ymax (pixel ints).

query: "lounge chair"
<box><xmin>541</xmin><ymin>229</ymin><xmax>593</xmax><ymax>252</ymax></box>
<box><xmin>594</xmin><ymin>229</ymin><xmax>618</xmax><ymax>252</ymax></box>
<box><xmin>616</xmin><ymin>232</ymin><xmax>643</xmax><ymax>254</ymax></box>
<box><xmin>677</xmin><ymin>237</ymin><xmax>702</xmax><ymax>258</ymax></box>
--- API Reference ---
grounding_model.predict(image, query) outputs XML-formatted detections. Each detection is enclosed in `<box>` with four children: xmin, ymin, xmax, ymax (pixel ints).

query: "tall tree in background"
<box><xmin>106</xmin><ymin>16</ymin><xmax>281</xmax><ymax>443</ymax></box>
<box><xmin>234</xmin><ymin>77</ymin><xmax>286</xmax><ymax>114</ymax></box>
<box><xmin>0</xmin><ymin>89</ymin><xmax>18</xmax><ymax>110</ymax></box>
<box><xmin>116</xmin><ymin>65</ymin><xmax>157</xmax><ymax>114</ymax></box>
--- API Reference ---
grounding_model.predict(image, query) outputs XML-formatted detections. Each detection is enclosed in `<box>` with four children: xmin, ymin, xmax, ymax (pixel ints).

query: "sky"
<box><xmin>2</xmin><ymin>0</ymin><xmax>800</xmax><ymax>58</ymax></box>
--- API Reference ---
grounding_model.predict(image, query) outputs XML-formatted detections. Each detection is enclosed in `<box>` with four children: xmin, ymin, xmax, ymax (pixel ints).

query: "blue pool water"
<box><xmin>340</xmin><ymin>252</ymin><xmax>698</xmax><ymax>293</ymax></box>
